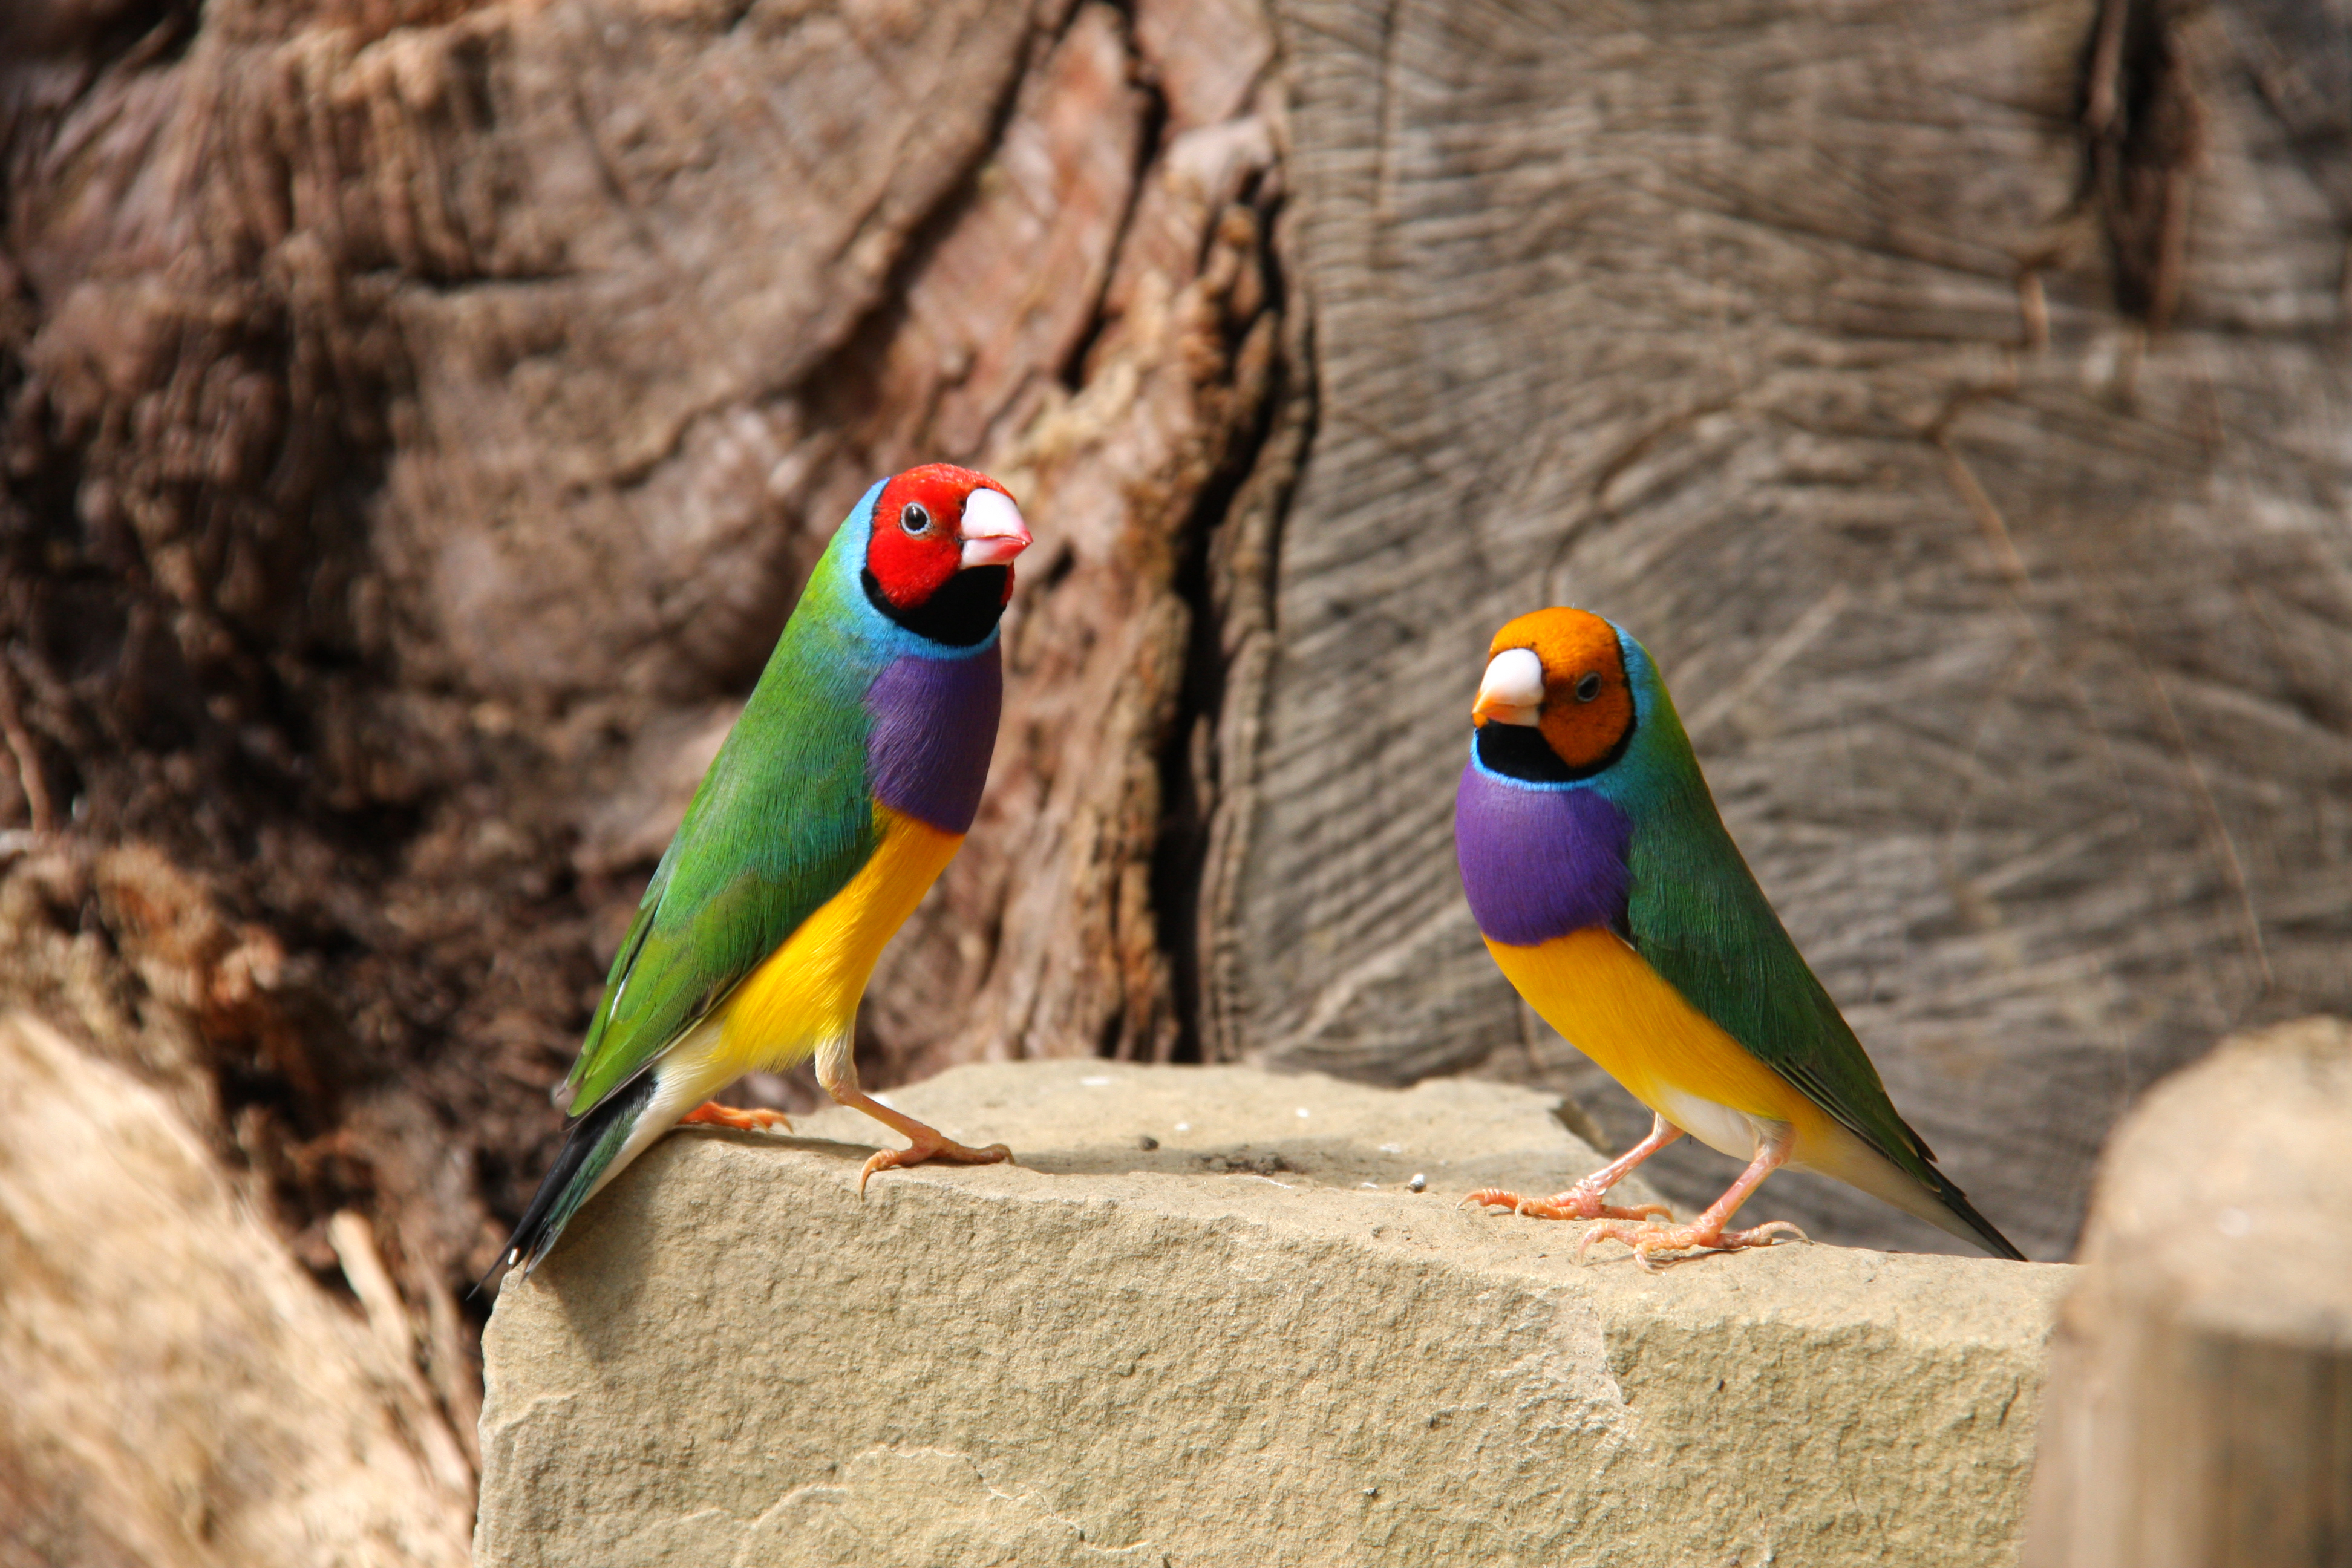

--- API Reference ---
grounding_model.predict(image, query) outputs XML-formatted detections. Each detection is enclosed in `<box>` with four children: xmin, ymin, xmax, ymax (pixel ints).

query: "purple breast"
<box><xmin>864</xmin><ymin>646</ymin><xmax>1002</xmax><ymax>834</ymax></box>
<box><xmin>1455</xmin><ymin>757</ymin><xmax>1632</xmax><ymax>946</ymax></box>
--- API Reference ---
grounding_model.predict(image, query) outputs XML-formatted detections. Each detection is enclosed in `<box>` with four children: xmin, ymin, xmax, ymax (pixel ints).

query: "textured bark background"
<box><xmin>1</xmin><ymin>0</ymin><xmax>1285</xmax><ymax>1558</ymax></box>
<box><xmin>1210</xmin><ymin>0</ymin><xmax>2352</xmax><ymax>1261</ymax></box>
<box><xmin>0</xmin><ymin>0</ymin><xmax>2347</xmax><ymax>1559</ymax></box>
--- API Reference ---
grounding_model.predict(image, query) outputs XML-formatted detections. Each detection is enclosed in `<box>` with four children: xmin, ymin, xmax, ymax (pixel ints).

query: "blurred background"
<box><xmin>2</xmin><ymin>0</ymin><xmax>2347</xmax><ymax>1561</ymax></box>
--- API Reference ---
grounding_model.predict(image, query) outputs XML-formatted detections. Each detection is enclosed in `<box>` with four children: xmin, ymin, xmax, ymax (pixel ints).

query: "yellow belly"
<box><xmin>702</xmin><ymin>803</ymin><xmax>963</xmax><ymax>1078</ymax></box>
<box><xmin>1489</xmin><ymin>926</ymin><xmax>1991</xmax><ymax>1240</ymax></box>
<box><xmin>1486</xmin><ymin>926</ymin><xmax>1840</xmax><ymax>1163</ymax></box>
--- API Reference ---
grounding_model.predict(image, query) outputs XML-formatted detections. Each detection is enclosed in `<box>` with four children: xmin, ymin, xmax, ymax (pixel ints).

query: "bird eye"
<box><xmin>900</xmin><ymin>501</ymin><xmax>933</xmax><ymax>537</ymax></box>
<box><xmin>1573</xmin><ymin>672</ymin><xmax>1602</xmax><ymax>702</ymax></box>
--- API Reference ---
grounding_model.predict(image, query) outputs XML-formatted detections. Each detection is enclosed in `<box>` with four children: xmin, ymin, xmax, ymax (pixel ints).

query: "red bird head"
<box><xmin>863</xmin><ymin>465</ymin><xmax>1031</xmax><ymax>642</ymax></box>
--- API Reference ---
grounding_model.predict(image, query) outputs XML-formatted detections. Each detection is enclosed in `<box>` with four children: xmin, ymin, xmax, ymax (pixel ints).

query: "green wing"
<box><xmin>561</xmin><ymin>615</ymin><xmax>880</xmax><ymax>1116</ymax></box>
<box><xmin>1623</xmin><ymin>777</ymin><xmax>1941</xmax><ymax>1183</ymax></box>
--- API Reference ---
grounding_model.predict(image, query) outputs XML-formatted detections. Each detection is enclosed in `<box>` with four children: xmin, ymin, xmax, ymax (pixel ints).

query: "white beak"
<box><xmin>959</xmin><ymin>488</ymin><xmax>1031</xmax><ymax>568</ymax></box>
<box><xmin>1473</xmin><ymin>647</ymin><xmax>1545</xmax><ymax>726</ymax></box>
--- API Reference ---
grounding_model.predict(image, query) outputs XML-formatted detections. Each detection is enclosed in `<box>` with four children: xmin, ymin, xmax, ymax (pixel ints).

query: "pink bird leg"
<box><xmin>1463</xmin><ymin>1111</ymin><xmax>1682</xmax><ymax>1221</ymax></box>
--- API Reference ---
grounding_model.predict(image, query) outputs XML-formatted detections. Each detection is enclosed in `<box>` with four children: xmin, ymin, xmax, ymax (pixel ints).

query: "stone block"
<box><xmin>477</xmin><ymin>1060</ymin><xmax>2068</xmax><ymax>1567</ymax></box>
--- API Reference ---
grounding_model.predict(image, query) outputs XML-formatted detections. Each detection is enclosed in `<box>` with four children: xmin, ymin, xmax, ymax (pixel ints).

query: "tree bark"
<box><xmin>2</xmin><ymin>1</ymin><xmax>1282</xmax><ymax>1556</ymax></box>
<box><xmin>1207</xmin><ymin>0</ymin><xmax>2352</xmax><ymax>1259</ymax></box>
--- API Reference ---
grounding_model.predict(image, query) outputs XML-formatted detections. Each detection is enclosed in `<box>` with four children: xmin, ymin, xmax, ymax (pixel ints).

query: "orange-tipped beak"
<box><xmin>1472</xmin><ymin>647</ymin><xmax>1545</xmax><ymax>726</ymax></box>
<box><xmin>960</xmin><ymin>488</ymin><xmax>1031</xmax><ymax>569</ymax></box>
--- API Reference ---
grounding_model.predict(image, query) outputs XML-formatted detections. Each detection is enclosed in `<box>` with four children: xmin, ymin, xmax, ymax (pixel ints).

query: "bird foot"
<box><xmin>1576</xmin><ymin>1216</ymin><xmax>1809</xmax><ymax>1272</ymax></box>
<box><xmin>858</xmin><ymin>1134</ymin><xmax>1013</xmax><ymax>1195</ymax></box>
<box><xmin>1463</xmin><ymin>1184</ymin><xmax>1673</xmax><ymax>1223</ymax></box>
<box><xmin>681</xmin><ymin>1102</ymin><xmax>793</xmax><ymax>1134</ymax></box>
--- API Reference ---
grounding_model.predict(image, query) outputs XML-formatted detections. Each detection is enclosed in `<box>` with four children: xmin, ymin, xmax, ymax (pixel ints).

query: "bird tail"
<box><xmin>1812</xmin><ymin>1126</ymin><xmax>2028</xmax><ymax>1261</ymax></box>
<box><xmin>1880</xmin><ymin>1151</ymin><xmax>2028</xmax><ymax>1261</ymax></box>
<box><xmin>1925</xmin><ymin>1175</ymin><xmax>2027</xmax><ymax>1262</ymax></box>
<box><xmin>481</xmin><ymin>1072</ymin><xmax>660</xmax><ymax>1291</ymax></box>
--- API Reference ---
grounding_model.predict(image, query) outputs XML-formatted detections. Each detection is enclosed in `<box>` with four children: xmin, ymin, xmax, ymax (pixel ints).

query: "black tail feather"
<box><xmin>479</xmin><ymin>1074</ymin><xmax>658</xmax><ymax>1294</ymax></box>
<box><xmin>1942</xmin><ymin>1182</ymin><xmax>2027</xmax><ymax>1261</ymax></box>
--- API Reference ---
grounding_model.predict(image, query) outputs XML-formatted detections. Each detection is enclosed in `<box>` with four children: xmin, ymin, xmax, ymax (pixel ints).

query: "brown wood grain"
<box><xmin>2024</xmin><ymin>1018</ymin><xmax>2352</xmax><ymax>1568</ymax></box>
<box><xmin>1210</xmin><ymin>0</ymin><xmax>2352</xmax><ymax>1258</ymax></box>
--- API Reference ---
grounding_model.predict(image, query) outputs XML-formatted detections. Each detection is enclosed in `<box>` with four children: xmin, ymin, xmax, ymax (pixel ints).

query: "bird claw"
<box><xmin>857</xmin><ymin>1137</ymin><xmax>1014</xmax><ymax>1195</ymax></box>
<box><xmin>680</xmin><ymin>1102</ymin><xmax>793</xmax><ymax>1134</ymax></box>
<box><xmin>1462</xmin><ymin>1184</ymin><xmax>1673</xmax><ymax>1223</ymax></box>
<box><xmin>1576</xmin><ymin>1216</ymin><xmax>1811</xmax><ymax>1270</ymax></box>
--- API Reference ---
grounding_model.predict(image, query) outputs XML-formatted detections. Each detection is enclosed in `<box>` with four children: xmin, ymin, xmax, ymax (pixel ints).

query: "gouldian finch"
<box><xmin>1455</xmin><ymin>608</ymin><xmax>2022</xmax><ymax>1267</ymax></box>
<box><xmin>493</xmin><ymin>465</ymin><xmax>1031</xmax><ymax>1278</ymax></box>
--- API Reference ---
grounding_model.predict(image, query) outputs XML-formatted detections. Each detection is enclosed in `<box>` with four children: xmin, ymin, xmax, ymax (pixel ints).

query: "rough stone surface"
<box><xmin>479</xmin><ymin>1060</ymin><xmax>2068</xmax><ymax>1567</ymax></box>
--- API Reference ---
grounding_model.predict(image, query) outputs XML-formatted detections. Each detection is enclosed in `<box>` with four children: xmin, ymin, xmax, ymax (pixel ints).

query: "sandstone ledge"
<box><xmin>476</xmin><ymin>1061</ymin><xmax>2069</xmax><ymax>1567</ymax></box>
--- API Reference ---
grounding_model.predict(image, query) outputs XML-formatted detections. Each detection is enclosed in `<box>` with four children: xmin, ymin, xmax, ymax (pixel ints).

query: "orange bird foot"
<box><xmin>1463</xmin><ymin>1184</ymin><xmax>1673</xmax><ymax>1223</ymax></box>
<box><xmin>1576</xmin><ymin>1215</ymin><xmax>1809</xmax><ymax>1272</ymax></box>
<box><xmin>858</xmin><ymin>1132</ymin><xmax>1014</xmax><ymax>1195</ymax></box>
<box><xmin>680</xmin><ymin>1102</ymin><xmax>794</xmax><ymax>1134</ymax></box>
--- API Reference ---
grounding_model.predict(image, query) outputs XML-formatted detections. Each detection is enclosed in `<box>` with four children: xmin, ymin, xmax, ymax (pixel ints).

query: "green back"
<box><xmin>1598</xmin><ymin>635</ymin><xmax>1941</xmax><ymax>1182</ymax></box>
<box><xmin>561</xmin><ymin>523</ymin><xmax>885</xmax><ymax>1116</ymax></box>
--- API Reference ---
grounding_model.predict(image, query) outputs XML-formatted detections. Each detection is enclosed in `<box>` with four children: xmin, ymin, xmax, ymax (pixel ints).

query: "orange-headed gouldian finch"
<box><xmin>1454</xmin><ymin>607</ymin><xmax>2022</xmax><ymax>1267</ymax></box>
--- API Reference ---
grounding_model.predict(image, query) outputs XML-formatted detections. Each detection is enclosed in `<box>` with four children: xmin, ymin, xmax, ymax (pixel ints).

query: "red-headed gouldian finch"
<box><xmin>1455</xmin><ymin>608</ymin><xmax>2022</xmax><ymax>1267</ymax></box>
<box><xmin>493</xmin><ymin>465</ymin><xmax>1031</xmax><ymax>1278</ymax></box>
